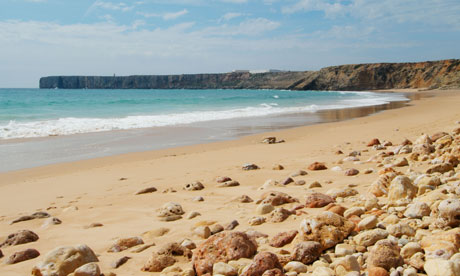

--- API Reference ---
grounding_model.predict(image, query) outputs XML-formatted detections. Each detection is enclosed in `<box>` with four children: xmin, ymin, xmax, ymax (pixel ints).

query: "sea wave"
<box><xmin>0</xmin><ymin>93</ymin><xmax>407</xmax><ymax>139</ymax></box>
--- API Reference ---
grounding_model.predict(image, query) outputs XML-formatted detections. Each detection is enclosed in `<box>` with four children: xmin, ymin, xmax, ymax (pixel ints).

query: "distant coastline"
<box><xmin>40</xmin><ymin>59</ymin><xmax>460</xmax><ymax>91</ymax></box>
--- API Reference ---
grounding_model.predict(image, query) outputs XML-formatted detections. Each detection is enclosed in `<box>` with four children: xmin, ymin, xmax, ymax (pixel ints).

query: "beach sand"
<box><xmin>0</xmin><ymin>89</ymin><xmax>459</xmax><ymax>275</ymax></box>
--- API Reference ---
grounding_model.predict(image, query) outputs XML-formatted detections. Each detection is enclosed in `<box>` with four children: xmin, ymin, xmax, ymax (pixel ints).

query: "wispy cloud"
<box><xmin>282</xmin><ymin>0</ymin><xmax>460</xmax><ymax>29</ymax></box>
<box><xmin>221</xmin><ymin>0</ymin><xmax>248</xmax><ymax>3</ymax></box>
<box><xmin>163</xmin><ymin>9</ymin><xmax>188</xmax><ymax>20</ymax></box>
<box><xmin>86</xmin><ymin>1</ymin><xmax>135</xmax><ymax>15</ymax></box>
<box><xmin>219</xmin><ymin>12</ymin><xmax>243</xmax><ymax>22</ymax></box>
<box><xmin>138</xmin><ymin>9</ymin><xmax>189</xmax><ymax>20</ymax></box>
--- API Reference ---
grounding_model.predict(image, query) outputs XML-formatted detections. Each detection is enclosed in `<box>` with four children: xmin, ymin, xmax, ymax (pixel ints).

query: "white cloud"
<box><xmin>282</xmin><ymin>0</ymin><xmax>460</xmax><ymax>28</ymax></box>
<box><xmin>163</xmin><ymin>9</ymin><xmax>188</xmax><ymax>20</ymax></box>
<box><xmin>219</xmin><ymin>12</ymin><xmax>243</xmax><ymax>22</ymax></box>
<box><xmin>203</xmin><ymin>18</ymin><xmax>280</xmax><ymax>36</ymax></box>
<box><xmin>86</xmin><ymin>1</ymin><xmax>135</xmax><ymax>15</ymax></box>
<box><xmin>221</xmin><ymin>0</ymin><xmax>247</xmax><ymax>3</ymax></box>
<box><xmin>138</xmin><ymin>9</ymin><xmax>189</xmax><ymax>20</ymax></box>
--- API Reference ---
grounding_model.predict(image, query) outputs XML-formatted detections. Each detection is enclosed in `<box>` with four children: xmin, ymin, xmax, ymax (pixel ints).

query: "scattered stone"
<box><xmin>0</xmin><ymin>249</ymin><xmax>3</xmax><ymax>258</ymax></box>
<box><xmin>308</xmin><ymin>162</ymin><xmax>327</xmax><ymax>171</ymax></box>
<box><xmin>225</xmin><ymin>220</ymin><xmax>239</xmax><ymax>230</ymax></box>
<box><xmin>210</xmin><ymin>224</ymin><xmax>224</xmax><ymax>235</ymax></box>
<box><xmin>358</xmin><ymin>215</ymin><xmax>378</xmax><ymax>231</ymax></box>
<box><xmin>214</xmin><ymin>262</ymin><xmax>238</xmax><ymax>276</ymax></box>
<box><xmin>157</xmin><ymin>242</ymin><xmax>192</xmax><ymax>258</ymax></box>
<box><xmin>299</xmin><ymin>211</ymin><xmax>354</xmax><ymax>249</ymax></box>
<box><xmin>233</xmin><ymin>195</ymin><xmax>253</xmax><ymax>203</ymax></box>
<box><xmin>334</xmin><ymin>255</ymin><xmax>360</xmax><ymax>276</ymax></box>
<box><xmin>368</xmin><ymin>267</ymin><xmax>389</xmax><ymax>276</ymax></box>
<box><xmin>408</xmin><ymin>252</ymin><xmax>425</xmax><ymax>270</ymax></box>
<box><xmin>367</xmin><ymin>239</ymin><xmax>404</xmax><ymax>271</ymax></box>
<box><xmin>284</xmin><ymin>261</ymin><xmax>308</xmax><ymax>273</ymax></box>
<box><xmin>312</xmin><ymin>266</ymin><xmax>335</xmax><ymax>276</ymax></box>
<box><xmin>193</xmin><ymin>196</ymin><xmax>204</xmax><ymax>202</ymax></box>
<box><xmin>135</xmin><ymin>187</ymin><xmax>157</xmax><ymax>195</ymax></box>
<box><xmin>181</xmin><ymin>239</ymin><xmax>196</xmax><ymax>250</ymax></box>
<box><xmin>216</xmin><ymin>176</ymin><xmax>232</xmax><ymax>183</ymax></box>
<box><xmin>111</xmin><ymin>256</ymin><xmax>131</xmax><ymax>269</ymax></box>
<box><xmin>162</xmin><ymin>188</ymin><xmax>177</xmax><ymax>193</ymax></box>
<box><xmin>327</xmin><ymin>188</ymin><xmax>358</xmax><ymax>199</ymax></box>
<box><xmin>72</xmin><ymin>262</ymin><xmax>100</xmax><ymax>276</ymax></box>
<box><xmin>187</xmin><ymin>211</ymin><xmax>201</xmax><ymax>219</ymax></box>
<box><xmin>305</xmin><ymin>192</ymin><xmax>334</xmax><ymax>208</ymax></box>
<box><xmin>403</xmin><ymin>202</ymin><xmax>431</xmax><ymax>218</ymax></box>
<box><xmin>184</xmin><ymin>181</ymin><xmax>205</xmax><ymax>191</ymax></box>
<box><xmin>400</xmin><ymin>242</ymin><xmax>422</xmax><ymax>260</ymax></box>
<box><xmin>218</xmin><ymin>180</ymin><xmax>241</xmax><ymax>188</ymax></box>
<box><xmin>343</xmin><ymin>207</ymin><xmax>364</xmax><ymax>218</ymax></box>
<box><xmin>42</xmin><ymin>217</ymin><xmax>62</xmax><ymax>228</ymax></box>
<box><xmin>324</xmin><ymin>204</ymin><xmax>346</xmax><ymax>216</ymax></box>
<box><xmin>240</xmin><ymin>252</ymin><xmax>283</xmax><ymax>276</ymax></box>
<box><xmin>345</xmin><ymin>169</ymin><xmax>359</xmax><ymax>176</ymax></box>
<box><xmin>290</xmin><ymin>170</ymin><xmax>308</xmax><ymax>177</ymax></box>
<box><xmin>157</xmin><ymin>202</ymin><xmax>185</xmax><ymax>220</ymax></box>
<box><xmin>193</xmin><ymin>226</ymin><xmax>211</xmax><ymax>239</ymax></box>
<box><xmin>243</xmin><ymin>163</ymin><xmax>260</xmax><ymax>170</ymax></box>
<box><xmin>424</xmin><ymin>259</ymin><xmax>460</xmax><ymax>276</ymax></box>
<box><xmin>108</xmin><ymin>237</ymin><xmax>144</xmax><ymax>253</ymax></box>
<box><xmin>354</xmin><ymin>229</ymin><xmax>389</xmax><ymax>247</ymax></box>
<box><xmin>388</xmin><ymin>176</ymin><xmax>418</xmax><ymax>206</ymax></box>
<box><xmin>295</xmin><ymin>180</ymin><xmax>306</xmax><ymax>185</ymax></box>
<box><xmin>257</xmin><ymin>203</ymin><xmax>275</xmax><ymax>215</ymax></box>
<box><xmin>281</xmin><ymin>177</ymin><xmax>294</xmax><ymax>185</ymax></box>
<box><xmin>434</xmin><ymin>198</ymin><xmax>460</xmax><ymax>228</ymax></box>
<box><xmin>4</xmin><ymin>248</ymin><xmax>40</xmax><ymax>264</ymax></box>
<box><xmin>260</xmin><ymin>191</ymin><xmax>299</xmax><ymax>206</ymax></box>
<box><xmin>0</xmin><ymin>230</ymin><xmax>39</xmax><ymax>248</ymax></box>
<box><xmin>141</xmin><ymin>253</ymin><xmax>176</xmax><ymax>272</ymax></box>
<box><xmin>335</xmin><ymin>244</ymin><xmax>355</xmax><ymax>257</ymax></box>
<box><xmin>291</xmin><ymin>241</ymin><xmax>322</xmax><ymax>265</ymax></box>
<box><xmin>10</xmin><ymin>212</ymin><xmax>50</xmax><ymax>224</ymax></box>
<box><xmin>426</xmin><ymin>163</ymin><xmax>454</xmax><ymax>174</ymax></box>
<box><xmin>262</xmin><ymin>137</ymin><xmax>284</xmax><ymax>144</ymax></box>
<box><xmin>368</xmin><ymin>138</ymin><xmax>381</xmax><ymax>147</ymax></box>
<box><xmin>130</xmin><ymin>243</ymin><xmax>155</xmax><ymax>253</ymax></box>
<box><xmin>193</xmin><ymin>231</ymin><xmax>257</xmax><ymax>276</ymax></box>
<box><xmin>249</xmin><ymin>216</ymin><xmax>266</xmax><ymax>226</ymax></box>
<box><xmin>273</xmin><ymin>164</ymin><xmax>284</xmax><ymax>170</ymax></box>
<box><xmin>308</xmin><ymin>181</ymin><xmax>322</xmax><ymax>188</ymax></box>
<box><xmin>391</xmin><ymin>156</ymin><xmax>408</xmax><ymax>167</ymax></box>
<box><xmin>268</xmin><ymin>208</ymin><xmax>291</xmax><ymax>223</ymax></box>
<box><xmin>269</xmin><ymin>230</ymin><xmax>298</xmax><ymax>248</ymax></box>
<box><xmin>386</xmin><ymin>222</ymin><xmax>415</xmax><ymax>237</ymax></box>
<box><xmin>31</xmin><ymin>244</ymin><xmax>98</xmax><ymax>276</ymax></box>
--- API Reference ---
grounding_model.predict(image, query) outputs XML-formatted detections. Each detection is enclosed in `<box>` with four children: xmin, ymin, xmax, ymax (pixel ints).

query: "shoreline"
<box><xmin>0</xmin><ymin>90</ymin><xmax>409</xmax><ymax>173</ymax></box>
<box><xmin>0</xmin><ymin>89</ymin><xmax>459</xmax><ymax>276</ymax></box>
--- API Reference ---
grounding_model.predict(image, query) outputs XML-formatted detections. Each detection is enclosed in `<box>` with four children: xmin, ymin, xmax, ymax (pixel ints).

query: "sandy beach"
<box><xmin>0</xmin><ymin>89</ymin><xmax>459</xmax><ymax>276</ymax></box>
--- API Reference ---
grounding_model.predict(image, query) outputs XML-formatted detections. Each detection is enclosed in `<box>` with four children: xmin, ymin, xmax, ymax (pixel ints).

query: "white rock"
<box><xmin>424</xmin><ymin>259</ymin><xmax>460</xmax><ymax>276</ymax></box>
<box><xmin>213</xmin><ymin>262</ymin><xmax>238</xmax><ymax>276</ymax></box>
<box><xmin>284</xmin><ymin>261</ymin><xmax>309</xmax><ymax>273</ymax></box>
<box><xmin>358</xmin><ymin>215</ymin><xmax>378</xmax><ymax>230</ymax></box>
<box><xmin>256</xmin><ymin>203</ymin><xmax>274</xmax><ymax>215</ymax></box>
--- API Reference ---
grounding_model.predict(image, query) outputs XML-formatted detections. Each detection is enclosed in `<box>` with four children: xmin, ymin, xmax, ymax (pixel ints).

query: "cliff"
<box><xmin>40</xmin><ymin>59</ymin><xmax>460</xmax><ymax>90</ymax></box>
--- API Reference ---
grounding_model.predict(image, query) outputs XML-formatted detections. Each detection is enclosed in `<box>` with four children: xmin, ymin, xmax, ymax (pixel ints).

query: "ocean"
<box><xmin>0</xmin><ymin>88</ymin><xmax>408</xmax><ymax>172</ymax></box>
<box><xmin>0</xmin><ymin>89</ymin><xmax>408</xmax><ymax>140</ymax></box>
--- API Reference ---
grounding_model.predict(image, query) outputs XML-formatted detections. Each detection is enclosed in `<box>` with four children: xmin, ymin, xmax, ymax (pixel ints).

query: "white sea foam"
<box><xmin>0</xmin><ymin>92</ymin><xmax>408</xmax><ymax>139</ymax></box>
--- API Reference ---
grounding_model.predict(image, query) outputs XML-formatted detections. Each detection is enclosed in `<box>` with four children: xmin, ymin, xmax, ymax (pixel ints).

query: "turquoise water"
<box><xmin>0</xmin><ymin>88</ymin><xmax>407</xmax><ymax>139</ymax></box>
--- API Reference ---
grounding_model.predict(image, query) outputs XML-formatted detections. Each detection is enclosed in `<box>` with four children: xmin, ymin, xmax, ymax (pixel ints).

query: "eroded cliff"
<box><xmin>40</xmin><ymin>59</ymin><xmax>459</xmax><ymax>90</ymax></box>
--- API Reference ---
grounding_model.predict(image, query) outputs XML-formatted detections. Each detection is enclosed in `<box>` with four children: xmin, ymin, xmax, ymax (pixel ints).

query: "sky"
<box><xmin>0</xmin><ymin>0</ymin><xmax>459</xmax><ymax>88</ymax></box>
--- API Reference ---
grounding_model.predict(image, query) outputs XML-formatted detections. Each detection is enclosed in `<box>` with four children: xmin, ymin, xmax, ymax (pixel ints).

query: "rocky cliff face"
<box><xmin>40</xmin><ymin>59</ymin><xmax>460</xmax><ymax>90</ymax></box>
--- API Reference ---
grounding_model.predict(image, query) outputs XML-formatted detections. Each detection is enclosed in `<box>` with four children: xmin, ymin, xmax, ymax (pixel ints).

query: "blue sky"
<box><xmin>0</xmin><ymin>0</ymin><xmax>459</xmax><ymax>87</ymax></box>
